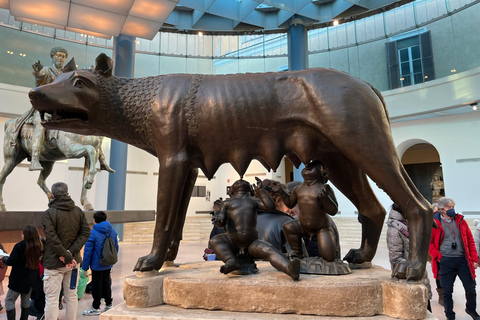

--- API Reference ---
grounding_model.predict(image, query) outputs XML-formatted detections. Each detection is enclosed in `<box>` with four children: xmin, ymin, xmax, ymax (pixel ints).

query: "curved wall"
<box><xmin>0</xmin><ymin>3</ymin><xmax>479</xmax><ymax>216</ymax></box>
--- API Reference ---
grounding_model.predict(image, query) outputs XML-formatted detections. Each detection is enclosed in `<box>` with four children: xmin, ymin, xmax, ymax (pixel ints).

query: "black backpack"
<box><xmin>99</xmin><ymin>231</ymin><xmax>118</xmax><ymax>266</ymax></box>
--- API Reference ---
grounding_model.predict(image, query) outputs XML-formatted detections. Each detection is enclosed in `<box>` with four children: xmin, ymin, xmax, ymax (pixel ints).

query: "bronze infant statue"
<box><xmin>209</xmin><ymin>178</ymin><xmax>300</xmax><ymax>280</ymax></box>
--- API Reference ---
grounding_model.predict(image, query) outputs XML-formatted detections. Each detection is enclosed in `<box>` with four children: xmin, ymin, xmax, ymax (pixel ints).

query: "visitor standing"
<box><xmin>82</xmin><ymin>211</ymin><xmax>119</xmax><ymax>315</ymax></box>
<box><xmin>429</xmin><ymin>197</ymin><xmax>479</xmax><ymax>320</ymax></box>
<box><xmin>3</xmin><ymin>225</ymin><xmax>43</xmax><ymax>320</ymax></box>
<box><xmin>42</xmin><ymin>182</ymin><xmax>90</xmax><ymax>320</ymax></box>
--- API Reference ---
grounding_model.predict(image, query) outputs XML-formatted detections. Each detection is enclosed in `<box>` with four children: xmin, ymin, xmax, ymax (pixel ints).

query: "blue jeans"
<box><xmin>439</xmin><ymin>256</ymin><xmax>477</xmax><ymax>319</ymax></box>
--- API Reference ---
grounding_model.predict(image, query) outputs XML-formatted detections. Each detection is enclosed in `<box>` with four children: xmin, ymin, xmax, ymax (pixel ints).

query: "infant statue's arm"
<box><xmin>318</xmin><ymin>184</ymin><xmax>338</xmax><ymax>216</ymax></box>
<box><xmin>254</xmin><ymin>177</ymin><xmax>276</xmax><ymax>212</ymax></box>
<box><xmin>212</xmin><ymin>202</ymin><xmax>229</xmax><ymax>228</ymax></box>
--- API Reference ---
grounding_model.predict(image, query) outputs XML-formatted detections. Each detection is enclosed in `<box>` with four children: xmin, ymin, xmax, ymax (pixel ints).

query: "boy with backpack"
<box><xmin>82</xmin><ymin>211</ymin><xmax>119</xmax><ymax>316</ymax></box>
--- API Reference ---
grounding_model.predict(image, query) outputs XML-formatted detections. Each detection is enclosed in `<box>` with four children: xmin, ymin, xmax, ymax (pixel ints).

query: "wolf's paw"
<box><xmin>343</xmin><ymin>248</ymin><xmax>366</xmax><ymax>264</ymax></box>
<box><xmin>134</xmin><ymin>254</ymin><xmax>163</xmax><ymax>272</ymax></box>
<box><xmin>392</xmin><ymin>260</ymin><xmax>423</xmax><ymax>280</ymax></box>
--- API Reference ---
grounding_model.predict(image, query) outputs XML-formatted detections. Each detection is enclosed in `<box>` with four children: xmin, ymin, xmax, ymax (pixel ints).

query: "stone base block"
<box><xmin>123</xmin><ymin>270</ymin><xmax>164</xmax><ymax>308</ymax></box>
<box><xmin>101</xmin><ymin>303</ymin><xmax>438</xmax><ymax>320</ymax></box>
<box><xmin>122</xmin><ymin>261</ymin><xmax>429</xmax><ymax>319</ymax></box>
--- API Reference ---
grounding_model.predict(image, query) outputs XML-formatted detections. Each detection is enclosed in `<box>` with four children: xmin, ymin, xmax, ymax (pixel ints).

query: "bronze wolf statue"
<box><xmin>0</xmin><ymin>117</ymin><xmax>114</xmax><ymax>211</ymax></box>
<box><xmin>29</xmin><ymin>53</ymin><xmax>432</xmax><ymax>280</ymax></box>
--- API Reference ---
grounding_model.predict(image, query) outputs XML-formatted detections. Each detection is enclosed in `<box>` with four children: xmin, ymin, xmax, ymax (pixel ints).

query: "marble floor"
<box><xmin>0</xmin><ymin>241</ymin><xmax>476</xmax><ymax>320</ymax></box>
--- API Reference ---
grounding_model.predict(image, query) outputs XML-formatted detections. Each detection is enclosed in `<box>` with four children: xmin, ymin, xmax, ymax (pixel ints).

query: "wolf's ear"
<box><xmin>95</xmin><ymin>53</ymin><xmax>113</xmax><ymax>78</ymax></box>
<box><xmin>62</xmin><ymin>58</ymin><xmax>77</xmax><ymax>73</ymax></box>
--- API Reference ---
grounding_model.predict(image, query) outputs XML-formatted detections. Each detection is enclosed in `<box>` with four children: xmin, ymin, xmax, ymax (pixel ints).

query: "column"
<box><xmin>288</xmin><ymin>17</ymin><xmax>308</xmax><ymax>181</ymax></box>
<box><xmin>107</xmin><ymin>34</ymin><xmax>135</xmax><ymax>240</ymax></box>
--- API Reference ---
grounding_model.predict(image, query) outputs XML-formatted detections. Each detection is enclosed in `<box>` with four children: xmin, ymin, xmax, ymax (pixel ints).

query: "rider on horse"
<box><xmin>11</xmin><ymin>47</ymin><xmax>68</xmax><ymax>171</ymax></box>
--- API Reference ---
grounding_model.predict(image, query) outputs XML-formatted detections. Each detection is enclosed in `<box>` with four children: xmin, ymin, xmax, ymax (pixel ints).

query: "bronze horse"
<box><xmin>29</xmin><ymin>54</ymin><xmax>432</xmax><ymax>280</ymax></box>
<box><xmin>0</xmin><ymin>117</ymin><xmax>114</xmax><ymax>211</ymax></box>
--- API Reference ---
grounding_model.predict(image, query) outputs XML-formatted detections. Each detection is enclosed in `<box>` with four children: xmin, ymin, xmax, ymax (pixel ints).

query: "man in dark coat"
<box><xmin>42</xmin><ymin>182</ymin><xmax>90</xmax><ymax>320</ymax></box>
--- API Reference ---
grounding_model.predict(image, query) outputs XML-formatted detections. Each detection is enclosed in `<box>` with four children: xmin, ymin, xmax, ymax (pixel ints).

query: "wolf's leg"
<box><xmin>134</xmin><ymin>156</ymin><xmax>194</xmax><ymax>272</ymax></box>
<box><xmin>322</xmin><ymin>137</ymin><xmax>431</xmax><ymax>280</ymax></box>
<box><xmin>321</xmin><ymin>153</ymin><xmax>386</xmax><ymax>265</ymax></box>
<box><xmin>165</xmin><ymin>167</ymin><xmax>198</xmax><ymax>263</ymax></box>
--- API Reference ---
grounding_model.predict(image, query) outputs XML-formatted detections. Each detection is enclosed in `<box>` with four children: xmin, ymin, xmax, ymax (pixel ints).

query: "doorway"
<box><xmin>401</xmin><ymin>143</ymin><xmax>443</xmax><ymax>203</ymax></box>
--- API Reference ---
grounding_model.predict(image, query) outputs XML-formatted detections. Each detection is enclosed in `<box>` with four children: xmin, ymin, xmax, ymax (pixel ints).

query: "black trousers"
<box><xmin>91</xmin><ymin>269</ymin><xmax>112</xmax><ymax>309</ymax></box>
<box><xmin>439</xmin><ymin>256</ymin><xmax>476</xmax><ymax>320</ymax></box>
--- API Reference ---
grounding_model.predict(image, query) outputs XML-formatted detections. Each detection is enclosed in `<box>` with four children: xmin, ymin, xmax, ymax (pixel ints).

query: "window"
<box><xmin>191</xmin><ymin>186</ymin><xmax>207</xmax><ymax>197</ymax></box>
<box><xmin>386</xmin><ymin>31</ymin><xmax>434</xmax><ymax>89</ymax></box>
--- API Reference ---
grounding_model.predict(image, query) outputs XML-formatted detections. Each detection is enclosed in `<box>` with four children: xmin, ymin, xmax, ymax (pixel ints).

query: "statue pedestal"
<box><xmin>119</xmin><ymin>261</ymin><xmax>431</xmax><ymax>320</ymax></box>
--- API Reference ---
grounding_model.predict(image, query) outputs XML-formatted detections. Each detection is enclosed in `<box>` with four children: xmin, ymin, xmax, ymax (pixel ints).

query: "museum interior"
<box><xmin>0</xmin><ymin>0</ymin><xmax>480</xmax><ymax>319</ymax></box>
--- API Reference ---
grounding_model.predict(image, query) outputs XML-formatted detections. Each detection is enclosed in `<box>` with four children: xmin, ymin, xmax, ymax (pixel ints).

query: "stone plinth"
<box><xmin>101</xmin><ymin>303</ymin><xmax>438</xmax><ymax>320</ymax></box>
<box><xmin>123</xmin><ymin>261</ymin><xmax>429</xmax><ymax>320</ymax></box>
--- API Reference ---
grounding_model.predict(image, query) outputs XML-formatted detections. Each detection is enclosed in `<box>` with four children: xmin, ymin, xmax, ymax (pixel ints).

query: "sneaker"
<box><xmin>83</xmin><ymin>306</ymin><xmax>101</xmax><ymax>316</ymax></box>
<box><xmin>466</xmin><ymin>309</ymin><xmax>480</xmax><ymax>320</ymax></box>
<box><xmin>103</xmin><ymin>304</ymin><xmax>113</xmax><ymax>312</ymax></box>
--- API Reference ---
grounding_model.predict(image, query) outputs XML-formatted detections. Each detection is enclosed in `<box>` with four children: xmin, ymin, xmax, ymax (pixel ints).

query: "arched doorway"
<box><xmin>400</xmin><ymin>142</ymin><xmax>443</xmax><ymax>204</ymax></box>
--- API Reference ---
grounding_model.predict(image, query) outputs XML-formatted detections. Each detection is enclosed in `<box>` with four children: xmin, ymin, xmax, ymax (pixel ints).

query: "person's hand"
<box><xmin>83</xmin><ymin>270</ymin><xmax>89</xmax><ymax>277</ymax></box>
<box><xmin>32</xmin><ymin>60</ymin><xmax>43</xmax><ymax>72</ymax></box>
<box><xmin>474</xmin><ymin>262</ymin><xmax>479</xmax><ymax>269</ymax></box>
<box><xmin>65</xmin><ymin>259</ymin><xmax>77</xmax><ymax>269</ymax></box>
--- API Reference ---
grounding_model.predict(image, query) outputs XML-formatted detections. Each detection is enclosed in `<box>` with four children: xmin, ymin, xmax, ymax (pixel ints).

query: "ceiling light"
<box><xmin>471</xmin><ymin>103</ymin><xmax>479</xmax><ymax>111</ymax></box>
<box><xmin>450</xmin><ymin>69</ymin><xmax>456</xmax><ymax>73</ymax></box>
<box><xmin>198</xmin><ymin>31</ymin><xmax>203</xmax><ymax>36</ymax></box>
<box><xmin>333</xmin><ymin>20</ymin><xmax>339</xmax><ymax>26</ymax></box>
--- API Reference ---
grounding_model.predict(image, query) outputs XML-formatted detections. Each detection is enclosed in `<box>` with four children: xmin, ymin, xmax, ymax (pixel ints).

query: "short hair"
<box><xmin>213</xmin><ymin>199</ymin><xmax>223</xmax><ymax>211</ymax></box>
<box><xmin>50</xmin><ymin>47</ymin><xmax>68</xmax><ymax>58</ymax></box>
<box><xmin>94</xmin><ymin>211</ymin><xmax>107</xmax><ymax>223</ymax></box>
<box><xmin>437</xmin><ymin>197</ymin><xmax>455</xmax><ymax>209</ymax></box>
<box><xmin>231</xmin><ymin>179</ymin><xmax>252</xmax><ymax>194</ymax></box>
<box><xmin>51</xmin><ymin>182</ymin><xmax>68</xmax><ymax>197</ymax></box>
<box><xmin>432</xmin><ymin>203</ymin><xmax>438</xmax><ymax>212</ymax></box>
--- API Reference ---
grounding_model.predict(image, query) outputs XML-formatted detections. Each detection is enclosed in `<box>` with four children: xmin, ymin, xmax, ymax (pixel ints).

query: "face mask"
<box><xmin>446</xmin><ymin>208</ymin><xmax>456</xmax><ymax>218</ymax></box>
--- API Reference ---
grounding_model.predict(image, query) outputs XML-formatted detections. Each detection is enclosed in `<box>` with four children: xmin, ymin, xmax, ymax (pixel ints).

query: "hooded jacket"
<box><xmin>42</xmin><ymin>195</ymin><xmax>90</xmax><ymax>269</ymax></box>
<box><xmin>82</xmin><ymin>221</ymin><xmax>119</xmax><ymax>271</ymax></box>
<box><xmin>386</xmin><ymin>209</ymin><xmax>409</xmax><ymax>269</ymax></box>
<box><xmin>429</xmin><ymin>213</ymin><xmax>479</xmax><ymax>279</ymax></box>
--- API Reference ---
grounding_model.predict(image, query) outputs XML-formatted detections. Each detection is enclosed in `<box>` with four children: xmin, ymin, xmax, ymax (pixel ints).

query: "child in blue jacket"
<box><xmin>82</xmin><ymin>211</ymin><xmax>119</xmax><ymax>316</ymax></box>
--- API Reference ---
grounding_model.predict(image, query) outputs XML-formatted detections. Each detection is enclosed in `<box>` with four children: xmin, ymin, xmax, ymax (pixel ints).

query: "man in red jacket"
<box><xmin>430</xmin><ymin>197</ymin><xmax>479</xmax><ymax>320</ymax></box>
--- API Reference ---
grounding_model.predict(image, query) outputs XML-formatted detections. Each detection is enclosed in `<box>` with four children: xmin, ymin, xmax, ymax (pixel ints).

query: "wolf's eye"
<box><xmin>74</xmin><ymin>79</ymin><xmax>84</xmax><ymax>87</ymax></box>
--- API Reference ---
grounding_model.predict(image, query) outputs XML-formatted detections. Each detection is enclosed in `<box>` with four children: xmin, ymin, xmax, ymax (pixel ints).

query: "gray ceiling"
<box><xmin>165</xmin><ymin>0</ymin><xmax>413</xmax><ymax>34</ymax></box>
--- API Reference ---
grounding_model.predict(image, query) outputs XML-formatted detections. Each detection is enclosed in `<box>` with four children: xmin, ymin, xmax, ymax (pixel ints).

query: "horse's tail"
<box><xmin>98</xmin><ymin>139</ymin><xmax>115</xmax><ymax>173</ymax></box>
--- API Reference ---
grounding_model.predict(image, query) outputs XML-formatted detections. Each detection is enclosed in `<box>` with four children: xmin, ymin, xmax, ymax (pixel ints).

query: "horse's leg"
<box><xmin>0</xmin><ymin>149</ymin><xmax>27</xmax><ymax>211</ymax></box>
<box><xmin>97</xmin><ymin>140</ymin><xmax>115</xmax><ymax>173</ymax></box>
<box><xmin>134</xmin><ymin>155</ymin><xmax>194</xmax><ymax>272</ymax></box>
<box><xmin>37</xmin><ymin>161</ymin><xmax>55</xmax><ymax>200</ymax></box>
<box><xmin>165</xmin><ymin>167</ymin><xmax>199</xmax><ymax>263</ymax></box>
<box><xmin>81</xmin><ymin>156</ymin><xmax>94</xmax><ymax>211</ymax></box>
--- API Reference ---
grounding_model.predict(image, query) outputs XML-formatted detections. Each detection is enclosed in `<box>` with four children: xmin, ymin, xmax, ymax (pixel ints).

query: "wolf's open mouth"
<box><xmin>40</xmin><ymin>110</ymin><xmax>89</xmax><ymax>123</ymax></box>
